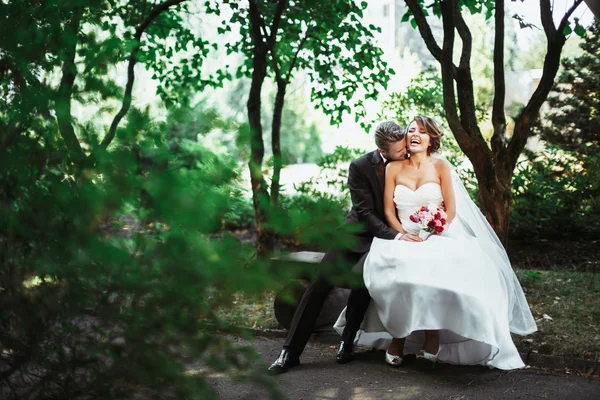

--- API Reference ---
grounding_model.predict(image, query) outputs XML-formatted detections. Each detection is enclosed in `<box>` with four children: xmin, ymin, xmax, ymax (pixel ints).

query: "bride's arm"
<box><xmin>437</xmin><ymin>159</ymin><xmax>456</xmax><ymax>223</ymax></box>
<box><xmin>384</xmin><ymin>162</ymin><xmax>406</xmax><ymax>234</ymax></box>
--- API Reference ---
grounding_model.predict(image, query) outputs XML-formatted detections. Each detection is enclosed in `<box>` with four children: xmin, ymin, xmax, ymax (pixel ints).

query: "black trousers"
<box><xmin>283</xmin><ymin>250</ymin><xmax>372</xmax><ymax>355</ymax></box>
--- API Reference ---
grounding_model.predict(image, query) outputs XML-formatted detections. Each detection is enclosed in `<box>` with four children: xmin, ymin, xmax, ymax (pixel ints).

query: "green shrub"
<box><xmin>510</xmin><ymin>147</ymin><xmax>600</xmax><ymax>239</ymax></box>
<box><xmin>0</xmin><ymin>94</ymin><xmax>364</xmax><ymax>398</ymax></box>
<box><xmin>0</xmin><ymin>115</ymin><xmax>293</xmax><ymax>398</ymax></box>
<box><xmin>222</xmin><ymin>192</ymin><xmax>257</xmax><ymax>230</ymax></box>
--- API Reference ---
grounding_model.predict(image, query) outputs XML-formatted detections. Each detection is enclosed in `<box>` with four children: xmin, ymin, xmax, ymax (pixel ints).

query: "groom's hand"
<box><xmin>399</xmin><ymin>233</ymin><xmax>423</xmax><ymax>242</ymax></box>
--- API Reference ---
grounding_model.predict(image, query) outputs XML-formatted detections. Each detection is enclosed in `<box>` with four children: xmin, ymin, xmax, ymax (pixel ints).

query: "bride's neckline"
<box><xmin>395</xmin><ymin>182</ymin><xmax>440</xmax><ymax>192</ymax></box>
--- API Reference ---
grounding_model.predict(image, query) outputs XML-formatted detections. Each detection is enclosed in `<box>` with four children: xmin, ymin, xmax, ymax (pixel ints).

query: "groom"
<box><xmin>268</xmin><ymin>121</ymin><xmax>412</xmax><ymax>374</ymax></box>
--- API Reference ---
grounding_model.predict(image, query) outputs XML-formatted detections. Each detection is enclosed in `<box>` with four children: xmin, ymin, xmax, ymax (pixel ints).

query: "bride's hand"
<box><xmin>399</xmin><ymin>233</ymin><xmax>423</xmax><ymax>242</ymax></box>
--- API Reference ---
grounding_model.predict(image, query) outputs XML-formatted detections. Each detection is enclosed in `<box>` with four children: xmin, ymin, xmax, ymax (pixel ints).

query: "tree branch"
<box><xmin>439</xmin><ymin>0</ymin><xmax>494</xmax><ymax>185</ymax></box>
<box><xmin>557</xmin><ymin>0</ymin><xmax>584</xmax><ymax>34</ymax></box>
<box><xmin>285</xmin><ymin>31</ymin><xmax>310</xmax><ymax>82</ymax></box>
<box><xmin>56</xmin><ymin>8</ymin><xmax>86</xmax><ymax>164</ymax></box>
<box><xmin>453</xmin><ymin>4</ymin><xmax>471</xmax><ymax>70</ymax></box>
<box><xmin>305</xmin><ymin>33</ymin><xmax>331</xmax><ymax>58</ymax></box>
<box><xmin>258</xmin><ymin>15</ymin><xmax>284</xmax><ymax>84</ymax></box>
<box><xmin>438</xmin><ymin>1</ymin><xmax>463</xmax><ymax>142</ymax></box>
<box><xmin>405</xmin><ymin>0</ymin><xmax>458</xmax><ymax>76</ymax></box>
<box><xmin>270</xmin><ymin>81</ymin><xmax>286</xmax><ymax>207</ymax></box>
<box><xmin>507</xmin><ymin>0</ymin><xmax>584</xmax><ymax>171</ymax></box>
<box><xmin>253</xmin><ymin>0</ymin><xmax>287</xmax><ymax>85</ymax></box>
<box><xmin>268</xmin><ymin>0</ymin><xmax>286</xmax><ymax>47</ymax></box>
<box><xmin>247</xmin><ymin>0</ymin><xmax>265</xmax><ymax>46</ymax></box>
<box><xmin>405</xmin><ymin>0</ymin><xmax>443</xmax><ymax>61</ymax></box>
<box><xmin>540</xmin><ymin>0</ymin><xmax>556</xmax><ymax>38</ymax></box>
<box><xmin>452</xmin><ymin>3</ymin><xmax>480</xmax><ymax>139</ymax></box>
<box><xmin>100</xmin><ymin>0</ymin><xmax>186</xmax><ymax>150</ymax></box>
<box><xmin>491</xmin><ymin>0</ymin><xmax>507</xmax><ymax>157</ymax></box>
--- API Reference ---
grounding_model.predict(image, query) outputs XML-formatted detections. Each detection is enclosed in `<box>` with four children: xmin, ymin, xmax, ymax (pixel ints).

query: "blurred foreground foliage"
<box><xmin>0</xmin><ymin>0</ymin><xmax>357</xmax><ymax>397</ymax></box>
<box><xmin>1</xmin><ymin>102</ymin><xmax>360</xmax><ymax>398</ymax></box>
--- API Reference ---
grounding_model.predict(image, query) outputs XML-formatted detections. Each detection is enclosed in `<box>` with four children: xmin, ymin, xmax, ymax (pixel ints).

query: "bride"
<box><xmin>334</xmin><ymin>116</ymin><xmax>537</xmax><ymax>370</ymax></box>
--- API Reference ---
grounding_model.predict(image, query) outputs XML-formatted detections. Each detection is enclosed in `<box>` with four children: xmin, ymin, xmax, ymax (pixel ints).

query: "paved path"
<box><xmin>206</xmin><ymin>336</ymin><xmax>600</xmax><ymax>400</ymax></box>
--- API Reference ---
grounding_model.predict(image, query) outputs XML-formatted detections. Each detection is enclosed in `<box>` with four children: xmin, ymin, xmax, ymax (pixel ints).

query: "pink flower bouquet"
<box><xmin>409</xmin><ymin>203</ymin><xmax>448</xmax><ymax>240</ymax></box>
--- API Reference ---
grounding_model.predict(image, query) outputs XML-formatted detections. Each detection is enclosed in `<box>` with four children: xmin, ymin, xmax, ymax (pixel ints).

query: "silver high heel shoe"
<box><xmin>385</xmin><ymin>349</ymin><xmax>404</xmax><ymax>367</ymax></box>
<box><xmin>416</xmin><ymin>349</ymin><xmax>440</xmax><ymax>370</ymax></box>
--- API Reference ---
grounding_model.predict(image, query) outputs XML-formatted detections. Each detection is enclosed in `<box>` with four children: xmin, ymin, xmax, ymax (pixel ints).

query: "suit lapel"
<box><xmin>371</xmin><ymin>150</ymin><xmax>385</xmax><ymax>198</ymax></box>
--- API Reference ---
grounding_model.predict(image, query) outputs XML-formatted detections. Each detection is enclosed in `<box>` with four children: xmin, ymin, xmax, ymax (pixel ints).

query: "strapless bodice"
<box><xmin>394</xmin><ymin>182</ymin><xmax>443</xmax><ymax>233</ymax></box>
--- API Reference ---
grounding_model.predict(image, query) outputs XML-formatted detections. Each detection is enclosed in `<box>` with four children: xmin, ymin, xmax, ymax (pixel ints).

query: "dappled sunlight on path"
<box><xmin>204</xmin><ymin>336</ymin><xmax>600</xmax><ymax>399</ymax></box>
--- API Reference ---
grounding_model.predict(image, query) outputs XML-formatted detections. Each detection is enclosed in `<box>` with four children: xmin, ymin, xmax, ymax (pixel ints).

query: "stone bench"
<box><xmin>271</xmin><ymin>251</ymin><xmax>364</xmax><ymax>331</ymax></box>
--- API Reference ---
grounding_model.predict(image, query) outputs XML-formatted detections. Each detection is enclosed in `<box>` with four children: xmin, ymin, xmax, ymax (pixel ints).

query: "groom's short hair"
<box><xmin>374</xmin><ymin>121</ymin><xmax>405</xmax><ymax>152</ymax></box>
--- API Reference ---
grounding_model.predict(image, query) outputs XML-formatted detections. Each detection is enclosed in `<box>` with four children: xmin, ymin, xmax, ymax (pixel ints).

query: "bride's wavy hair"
<box><xmin>409</xmin><ymin>116</ymin><xmax>444</xmax><ymax>154</ymax></box>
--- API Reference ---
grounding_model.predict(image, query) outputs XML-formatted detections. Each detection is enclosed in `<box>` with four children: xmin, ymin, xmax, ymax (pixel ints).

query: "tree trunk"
<box><xmin>476</xmin><ymin>173</ymin><xmax>512</xmax><ymax>245</ymax></box>
<box><xmin>100</xmin><ymin>0</ymin><xmax>186</xmax><ymax>151</ymax></box>
<box><xmin>56</xmin><ymin>8</ymin><xmax>85</xmax><ymax>165</ymax></box>
<box><xmin>270</xmin><ymin>81</ymin><xmax>287</xmax><ymax>208</ymax></box>
<box><xmin>247</xmin><ymin>2</ymin><xmax>273</xmax><ymax>256</ymax></box>
<box><xmin>431</xmin><ymin>0</ymin><xmax>581</xmax><ymax>246</ymax></box>
<box><xmin>247</xmin><ymin>60</ymin><xmax>273</xmax><ymax>256</ymax></box>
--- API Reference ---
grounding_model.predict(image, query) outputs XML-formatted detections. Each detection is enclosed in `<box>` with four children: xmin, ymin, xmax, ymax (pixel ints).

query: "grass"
<box><xmin>514</xmin><ymin>268</ymin><xmax>600</xmax><ymax>362</ymax></box>
<box><xmin>216</xmin><ymin>292</ymin><xmax>279</xmax><ymax>330</ymax></box>
<box><xmin>217</xmin><ymin>269</ymin><xmax>600</xmax><ymax>362</ymax></box>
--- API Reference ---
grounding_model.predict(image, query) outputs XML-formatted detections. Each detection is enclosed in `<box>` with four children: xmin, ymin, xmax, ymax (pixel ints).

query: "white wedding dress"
<box><xmin>334</xmin><ymin>180</ymin><xmax>537</xmax><ymax>370</ymax></box>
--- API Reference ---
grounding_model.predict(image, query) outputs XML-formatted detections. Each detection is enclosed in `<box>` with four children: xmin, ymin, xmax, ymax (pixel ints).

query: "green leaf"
<box><xmin>574</xmin><ymin>23</ymin><xmax>586</xmax><ymax>38</ymax></box>
<box><xmin>410</xmin><ymin>18</ymin><xmax>417</xmax><ymax>29</ymax></box>
<box><xmin>563</xmin><ymin>22</ymin><xmax>572</xmax><ymax>36</ymax></box>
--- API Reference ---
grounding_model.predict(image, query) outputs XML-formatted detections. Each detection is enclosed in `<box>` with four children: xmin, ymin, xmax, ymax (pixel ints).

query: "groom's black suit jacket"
<box><xmin>345</xmin><ymin>150</ymin><xmax>401</xmax><ymax>254</ymax></box>
<box><xmin>282</xmin><ymin>150</ymin><xmax>401</xmax><ymax>354</ymax></box>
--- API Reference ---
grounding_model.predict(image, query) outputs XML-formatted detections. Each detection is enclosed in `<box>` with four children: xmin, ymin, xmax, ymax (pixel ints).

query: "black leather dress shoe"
<box><xmin>268</xmin><ymin>349</ymin><xmax>300</xmax><ymax>374</ymax></box>
<box><xmin>336</xmin><ymin>341</ymin><xmax>354</xmax><ymax>364</ymax></box>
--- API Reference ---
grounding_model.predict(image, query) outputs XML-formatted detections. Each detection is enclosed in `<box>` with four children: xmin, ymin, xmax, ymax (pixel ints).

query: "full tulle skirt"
<box><xmin>334</xmin><ymin>234</ymin><xmax>526</xmax><ymax>370</ymax></box>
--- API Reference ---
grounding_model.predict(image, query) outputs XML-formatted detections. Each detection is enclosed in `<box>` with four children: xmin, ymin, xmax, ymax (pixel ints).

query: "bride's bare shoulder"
<box><xmin>433</xmin><ymin>158</ymin><xmax>454</xmax><ymax>181</ymax></box>
<box><xmin>385</xmin><ymin>160</ymin><xmax>408</xmax><ymax>173</ymax></box>
<box><xmin>433</xmin><ymin>157</ymin><xmax>451</xmax><ymax>171</ymax></box>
